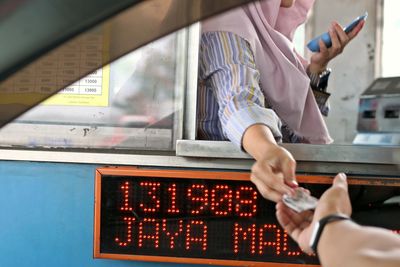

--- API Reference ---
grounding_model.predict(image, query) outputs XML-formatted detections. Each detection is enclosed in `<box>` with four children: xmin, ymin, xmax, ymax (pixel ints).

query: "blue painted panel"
<box><xmin>0</xmin><ymin>161</ymin><xmax>229</xmax><ymax>267</ymax></box>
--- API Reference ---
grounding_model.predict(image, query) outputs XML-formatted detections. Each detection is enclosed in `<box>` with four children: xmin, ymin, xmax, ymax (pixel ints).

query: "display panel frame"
<box><xmin>93</xmin><ymin>166</ymin><xmax>400</xmax><ymax>266</ymax></box>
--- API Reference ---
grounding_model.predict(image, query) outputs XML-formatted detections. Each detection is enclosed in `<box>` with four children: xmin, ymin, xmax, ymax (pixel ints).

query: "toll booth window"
<box><xmin>0</xmin><ymin>31</ymin><xmax>184</xmax><ymax>151</ymax></box>
<box><xmin>382</xmin><ymin>0</ymin><xmax>400</xmax><ymax>77</ymax></box>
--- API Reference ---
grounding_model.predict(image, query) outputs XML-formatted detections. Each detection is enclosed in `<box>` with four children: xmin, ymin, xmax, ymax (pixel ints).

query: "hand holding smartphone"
<box><xmin>307</xmin><ymin>12</ymin><xmax>368</xmax><ymax>52</ymax></box>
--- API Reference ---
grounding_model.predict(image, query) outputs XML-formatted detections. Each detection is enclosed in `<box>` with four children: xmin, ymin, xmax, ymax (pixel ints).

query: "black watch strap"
<box><xmin>308</xmin><ymin>68</ymin><xmax>331</xmax><ymax>91</ymax></box>
<box><xmin>310</xmin><ymin>214</ymin><xmax>350</xmax><ymax>254</ymax></box>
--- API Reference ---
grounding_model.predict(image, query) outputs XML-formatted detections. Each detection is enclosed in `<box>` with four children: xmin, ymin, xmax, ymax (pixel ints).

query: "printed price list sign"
<box><xmin>44</xmin><ymin>31</ymin><xmax>110</xmax><ymax>106</ymax></box>
<box><xmin>0</xmin><ymin>29</ymin><xmax>110</xmax><ymax>107</ymax></box>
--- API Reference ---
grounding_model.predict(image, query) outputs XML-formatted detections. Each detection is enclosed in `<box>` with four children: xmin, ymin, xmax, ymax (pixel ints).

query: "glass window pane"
<box><xmin>382</xmin><ymin>0</ymin><xmax>400</xmax><ymax>77</ymax></box>
<box><xmin>293</xmin><ymin>24</ymin><xmax>305</xmax><ymax>57</ymax></box>
<box><xmin>0</xmin><ymin>31</ymin><xmax>185</xmax><ymax>151</ymax></box>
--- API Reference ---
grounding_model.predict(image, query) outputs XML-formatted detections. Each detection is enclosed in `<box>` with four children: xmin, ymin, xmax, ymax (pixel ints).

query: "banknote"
<box><xmin>282</xmin><ymin>188</ymin><xmax>318</xmax><ymax>213</ymax></box>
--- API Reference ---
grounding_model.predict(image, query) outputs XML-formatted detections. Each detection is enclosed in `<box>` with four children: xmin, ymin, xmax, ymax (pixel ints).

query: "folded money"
<box><xmin>282</xmin><ymin>188</ymin><xmax>318</xmax><ymax>213</ymax></box>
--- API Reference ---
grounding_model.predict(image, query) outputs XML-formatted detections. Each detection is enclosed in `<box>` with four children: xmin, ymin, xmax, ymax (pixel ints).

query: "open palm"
<box><xmin>276</xmin><ymin>173</ymin><xmax>352</xmax><ymax>253</ymax></box>
<box><xmin>276</xmin><ymin>202</ymin><xmax>315</xmax><ymax>253</ymax></box>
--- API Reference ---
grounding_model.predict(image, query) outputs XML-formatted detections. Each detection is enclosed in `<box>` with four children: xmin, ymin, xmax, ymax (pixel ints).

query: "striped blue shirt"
<box><xmin>197</xmin><ymin>32</ymin><xmax>329</xmax><ymax>148</ymax></box>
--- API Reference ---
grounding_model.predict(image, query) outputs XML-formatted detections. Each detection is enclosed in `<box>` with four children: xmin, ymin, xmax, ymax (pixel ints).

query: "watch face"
<box><xmin>319</xmin><ymin>68</ymin><xmax>332</xmax><ymax>78</ymax></box>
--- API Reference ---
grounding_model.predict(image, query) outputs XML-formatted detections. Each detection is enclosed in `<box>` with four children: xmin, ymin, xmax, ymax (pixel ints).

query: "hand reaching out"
<box><xmin>276</xmin><ymin>173</ymin><xmax>352</xmax><ymax>253</ymax></box>
<box><xmin>242</xmin><ymin>124</ymin><xmax>298</xmax><ymax>203</ymax></box>
<box><xmin>250</xmin><ymin>144</ymin><xmax>298</xmax><ymax>202</ymax></box>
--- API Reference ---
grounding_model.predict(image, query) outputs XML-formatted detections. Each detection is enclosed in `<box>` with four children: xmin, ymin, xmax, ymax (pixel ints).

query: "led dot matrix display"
<box><xmin>94</xmin><ymin>168</ymin><xmax>400</xmax><ymax>266</ymax></box>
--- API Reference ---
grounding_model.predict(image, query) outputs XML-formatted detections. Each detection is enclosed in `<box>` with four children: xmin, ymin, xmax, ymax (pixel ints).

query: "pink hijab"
<box><xmin>202</xmin><ymin>0</ymin><xmax>333</xmax><ymax>144</ymax></box>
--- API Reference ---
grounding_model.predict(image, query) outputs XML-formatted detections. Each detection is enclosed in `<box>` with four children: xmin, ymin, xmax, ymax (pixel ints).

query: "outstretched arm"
<box><xmin>199</xmin><ymin>31</ymin><xmax>298</xmax><ymax>202</ymax></box>
<box><xmin>276</xmin><ymin>173</ymin><xmax>400</xmax><ymax>267</ymax></box>
<box><xmin>243</xmin><ymin>124</ymin><xmax>297</xmax><ymax>202</ymax></box>
<box><xmin>318</xmin><ymin>217</ymin><xmax>400</xmax><ymax>267</ymax></box>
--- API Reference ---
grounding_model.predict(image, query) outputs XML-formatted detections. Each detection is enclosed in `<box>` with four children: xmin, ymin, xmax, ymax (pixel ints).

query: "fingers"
<box><xmin>251</xmin><ymin>160</ymin><xmax>294</xmax><ymax>202</ymax></box>
<box><xmin>281</xmin><ymin>157</ymin><xmax>298</xmax><ymax>188</ymax></box>
<box><xmin>250</xmin><ymin>146</ymin><xmax>298</xmax><ymax>202</ymax></box>
<box><xmin>333</xmin><ymin>172</ymin><xmax>348</xmax><ymax>191</ymax></box>
<box><xmin>328</xmin><ymin>20</ymin><xmax>364</xmax><ymax>55</ymax></box>
<box><xmin>251</xmin><ymin>174</ymin><xmax>282</xmax><ymax>202</ymax></box>
<box><xmin>329</xmin><ymin>23</ymin><xmax>344</xmax><ymax>55</ymax></box>
<box><xmin>310</xmin><ymin>19</ymin><xmax>364</xmax><ymax>69</ymax></box>
<box><xmin>276</xmin><ymin>209</ymin><xmax>300</xmax><ymax>240</ymax></box>
<box><xmin>314</xmin><ymin>173</ymin><xmax>352</xmax><ymax>218</ymax></box>
<box><xmin>319</xmin><ymin>38</ymin><xmax>328</xmax><ymax>55</ymax></box>
<box><xmin>271</xmin><ymin>147</ymin><xmax>298</xmax><ymax>188</ymax></box>
<box><xmin>276</xmin><ymin>202</ymin><xmax>313</xmax><ymax>225</ymax></box>
<box><xmin>276</xmin><ymin>202</ymin><xmax>294</xmax><ymax>228</ymax></box>
<box><xmin>347</xmin><ymin>19</ymin><xmax>365</xmax><ymax>40</ymax></box>
<box><xmin>333</xmin><ymin>22</ymin><xmax>350</xmax><ymax>47</ymax></box>
<box><xmin>276</xmin><ymin>202</ymin><xmax>313</xmax><ymax>243</ymax></box>
<box><xmin>276</xmin><ymin>202</ymin><xmax>300</xmax><ymax>240</ymax></box>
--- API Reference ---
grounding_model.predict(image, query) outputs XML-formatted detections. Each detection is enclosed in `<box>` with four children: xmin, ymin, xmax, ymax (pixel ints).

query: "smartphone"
<box><xmin>307</xmin><ymin>12</ymin><xmax>368</xmax><ymax>53</ymax></box>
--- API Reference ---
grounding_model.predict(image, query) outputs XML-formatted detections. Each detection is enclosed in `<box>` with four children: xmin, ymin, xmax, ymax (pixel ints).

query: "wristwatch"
<box><xmin>308</xmin><ymin>68</ymin><xmax>331</xmax><ymax>91</ymax></box>
<box><xmin>309</xmin><ymin>213</ymin><xmax>350</xmax><ymax>254</ymax></box>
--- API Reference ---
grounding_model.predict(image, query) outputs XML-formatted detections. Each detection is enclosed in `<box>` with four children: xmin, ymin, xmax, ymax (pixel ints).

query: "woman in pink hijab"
<box><xmin>198</xmin><ymin>0</ymin><xmax>364</xmax><ymax>201</ymax></box>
